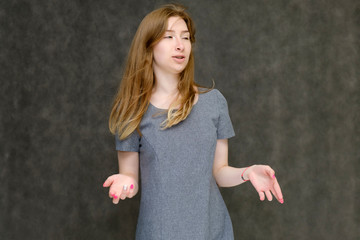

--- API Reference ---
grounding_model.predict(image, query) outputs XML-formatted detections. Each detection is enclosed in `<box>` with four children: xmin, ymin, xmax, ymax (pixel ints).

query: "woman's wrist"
<box><xmin>241</xmin><ymin>166</ymin><xmax>251</xmax><ymax>182</ymax></box>
<box><xmin>242</xmin><ymin>165</ymin><xmax>255</xmax><ymax>182</ymax></box>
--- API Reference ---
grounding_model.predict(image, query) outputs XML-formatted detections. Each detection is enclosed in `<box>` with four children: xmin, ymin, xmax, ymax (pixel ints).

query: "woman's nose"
<box><xmin>175</xmin><ymin>39</ymin><xmax>184</xmax><ymax>51</ymax></box>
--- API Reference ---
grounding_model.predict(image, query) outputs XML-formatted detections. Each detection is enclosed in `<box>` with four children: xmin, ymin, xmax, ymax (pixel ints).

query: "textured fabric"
<box><xmin>115</xmin><ymin>89</ymin><xmax>235</xmax><ymax>240</ymax></box>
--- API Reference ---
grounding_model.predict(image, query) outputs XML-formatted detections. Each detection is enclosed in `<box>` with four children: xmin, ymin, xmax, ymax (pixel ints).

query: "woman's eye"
<box><xmin>164</xmin><ymin>36</ymin><xmax>173</xmax><ymax>39</ymax></box>
<box><xmin>182</xmin><ymin>37</ymin><xmax>190</xmax><ymax>40</ymax></box>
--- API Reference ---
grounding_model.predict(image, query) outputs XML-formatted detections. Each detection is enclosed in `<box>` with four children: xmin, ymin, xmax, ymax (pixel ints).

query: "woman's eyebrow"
<box><xmin>165</xmin><ymin>30</ymin><xmax>189</xmax><ymax>33</ymax></box>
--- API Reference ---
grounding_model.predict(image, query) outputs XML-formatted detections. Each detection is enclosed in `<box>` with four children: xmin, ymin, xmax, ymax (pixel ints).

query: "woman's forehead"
<box><xmin>166</xmin><ymin>16</ymin><xmax>188</xmax><ymax>31</ymax></box>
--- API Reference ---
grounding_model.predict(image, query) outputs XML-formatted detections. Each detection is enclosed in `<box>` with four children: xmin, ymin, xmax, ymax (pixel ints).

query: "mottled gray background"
<box><xmin>1</xmin><ymin>0</ymin><xmax>359</xmax><ymax>239</ymax></box>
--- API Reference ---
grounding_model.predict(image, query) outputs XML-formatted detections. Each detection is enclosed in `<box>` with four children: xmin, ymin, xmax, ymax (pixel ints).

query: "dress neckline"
<box><xmin>149</xmin><ymin>93</ymin><xmax>201</xmax><ymax>111</ymax></box>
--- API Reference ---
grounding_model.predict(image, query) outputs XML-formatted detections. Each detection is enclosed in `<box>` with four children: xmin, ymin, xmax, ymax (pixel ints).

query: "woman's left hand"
<box><xmin>245</xmin><ymin>165</ymin><xmax>284</xmax><ymax>204</ymax></box>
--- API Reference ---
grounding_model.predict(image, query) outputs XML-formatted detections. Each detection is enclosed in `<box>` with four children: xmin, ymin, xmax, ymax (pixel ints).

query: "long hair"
<box><xmin>109</xmin><ymin>4</ymin><xmax>203</xmax><ymax>140</ymax></box>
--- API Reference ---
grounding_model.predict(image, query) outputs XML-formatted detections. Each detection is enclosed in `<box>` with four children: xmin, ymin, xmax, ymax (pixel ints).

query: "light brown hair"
<box><xmin>109</xmin><ymin>4</ymin><xmax>205</xmax><ymax>140</ymax></box>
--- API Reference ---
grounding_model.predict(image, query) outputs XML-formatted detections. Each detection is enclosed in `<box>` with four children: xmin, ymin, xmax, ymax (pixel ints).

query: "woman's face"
<box><xmin>152</xmin><ymin>16</ymin><xmax>191</xmax><ymax>76</ymax></box>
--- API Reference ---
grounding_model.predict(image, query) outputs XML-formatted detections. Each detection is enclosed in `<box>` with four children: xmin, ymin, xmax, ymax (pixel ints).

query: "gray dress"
<box><xmin>115</xmin><ymin>89</ymin><xmax>235</xmax><ymax>240</ymax></box>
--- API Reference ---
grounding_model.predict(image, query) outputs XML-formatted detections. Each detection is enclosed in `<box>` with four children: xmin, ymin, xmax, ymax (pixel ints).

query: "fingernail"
<box><xmin>130</xmin><ymin>184</ymin><xmax>134</xmax><ymax>189</ymax></box>
<box><xmin>113</xmin><ymin>195</ymin><xmax>118</xmax><ymax>199</ymax></box>
<box><xmin>280</xmin><ymin>199</ymin><xmax>284</xmax><ymax>204</ymax></box>
<box><xmin>272</xmin><ymin>175</ymin><xmax>276</xmax><ymax>179</ymax></box>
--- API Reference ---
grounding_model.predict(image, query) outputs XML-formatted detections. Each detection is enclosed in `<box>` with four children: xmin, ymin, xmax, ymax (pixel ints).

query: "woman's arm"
<box><xmin>103</xmin><ymin>151</ymin><xmax>139</xmax><ymax>204</ymax></box>
<box><xmin>117</xmin><ymin>151</ymin><xmax>139</xmax><ymax>182</ymax></box>
<box><xmin>212</xmin><ymin>139</ymin><xmax>248</xmax><ymax>187</ymax></box>
<box><xmin>213</xmin><ymin>139</ymin><xmax>284</xmax><ymax>203</ymax></box>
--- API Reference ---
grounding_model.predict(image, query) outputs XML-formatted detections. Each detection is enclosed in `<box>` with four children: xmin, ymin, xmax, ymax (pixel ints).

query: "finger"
<box><xmin>265</xmin><ymin>190</ymin><xmax>273</xmax><ymax>201</ymax></box>
<box><xmin>103</xmin><ymin>176</ymin><xmax>114</xmax><ymax>187</ymax></box>
<box><xmin>109</xmin><ymin>183</ymin><xmax>121</xmax><ymax>198</ymax></box>
<box><xmin>266</xmin><ymin>166</ymin><xmax>275</xmax><ymax>179</ymax></box>
<box><xmin>270</xmin><ymin>189</ymin><xmax>282</xmax><ymax>204</ymax></box>
<box><xmin>120</xmin><ymin>194</ymin><xmax>126</xmax><ymax>200</ymax></box>
<box><xmin>128</xmin><ymin>184</ymin><xmax>135</xmax><ymax>198</ymax></box>
<box><xmin>109</xmin><ymin>189</ymin><xmax>119</xmax><ymax>199</ymax></box>
<box><xmin>112</xmin><ymin>193</ymin><xmax>120</xmax><ymax>204</ymax></box>
<box><xmin>269</xmin><ymin>178</ymin><xmax>283</xmax><ymax>203</ymax></box>
<box><xmin>273</xmin><ymin>180</ymin><xmax>284</xmax><ymax>203</ymax></box>
<box><xmin>111</xmin><ymin>187</ymin><xmax>122</xmax><ymax>202</ymax></box>
<box><xmin>120</xmin><ymin>185</ymin><xmax>129</xmax><ymax>200</ymax></box>
<box><xmin>258</xmin><ymin>191</ymin><xmax>265</xmax><ymax>201</ymax></box>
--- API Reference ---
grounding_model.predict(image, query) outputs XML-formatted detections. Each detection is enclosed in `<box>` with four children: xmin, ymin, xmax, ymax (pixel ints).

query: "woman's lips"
<box><xmin>172</xmin><ymin>55</ymin><xmax>185</xmax><ymax>63</ymax></box>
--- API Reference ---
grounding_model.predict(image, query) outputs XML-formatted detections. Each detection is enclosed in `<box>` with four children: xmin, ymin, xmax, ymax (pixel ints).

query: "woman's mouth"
<box><xmin>172</xmin><ymin>55</ymin><xmax>185</xmax><ymax>63</ymax></box>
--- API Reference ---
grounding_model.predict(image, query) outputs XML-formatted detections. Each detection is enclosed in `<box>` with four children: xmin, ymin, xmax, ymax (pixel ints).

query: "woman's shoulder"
<box><xmin>198</xmin><ymin>87</ymin><xmax>226</xmax><ymax>102</ymax></box>
<box><xmin>195</xmin><ymin>88</ymin><xmax>230</xmax><ymax>114</ymax></box>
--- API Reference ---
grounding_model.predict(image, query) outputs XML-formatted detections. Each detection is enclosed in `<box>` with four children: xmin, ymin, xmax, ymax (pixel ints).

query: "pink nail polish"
<box><xmin>113</xmin><ymin>195</ymin><xmax>118</xmax><ymax>199</ymax></box>
<box><xmin>130</xmin><ymin>184</ymin><xmax>134</xmax><ymax>189</ymax></box>
<box><xmin>280</xmin><ymin>199</ymin><xmax>284</xmax><ymax>204</ymax></box>
<box><xmin>272</xmin><ymin>175</ymin><xmax>276</xmax><ymax>179</ymax></box>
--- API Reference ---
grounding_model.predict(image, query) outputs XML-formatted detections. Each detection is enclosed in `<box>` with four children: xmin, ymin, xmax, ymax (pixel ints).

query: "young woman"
<box><xmin>103</xmin><ymin>4</ymin><xmax>284</xmax><ymax>239</ymax></box>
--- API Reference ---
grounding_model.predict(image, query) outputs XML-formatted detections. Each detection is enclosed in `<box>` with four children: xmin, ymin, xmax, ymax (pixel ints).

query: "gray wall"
<box><xmin>1</xmin><ymin>0</ymin><xmax>359</xmax><ymax>239</ymax></box>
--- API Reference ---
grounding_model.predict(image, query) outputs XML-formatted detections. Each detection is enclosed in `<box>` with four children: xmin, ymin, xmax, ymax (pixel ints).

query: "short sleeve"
<box><xmin>115</xmin><ymin>130</ymin><xmax>141</xmax><ymax>152</ymax></box>
<box><xmin>215</xmin><ymin>90</ymin><xmax>235</xmax><ymax>139</ymax></box>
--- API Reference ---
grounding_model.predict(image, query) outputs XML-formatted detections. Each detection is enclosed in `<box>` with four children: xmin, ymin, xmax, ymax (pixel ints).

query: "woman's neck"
<box><xmin>151</xmin><ymin>72</ymin><xmax>180</xmax><ymax>109</ymax></box>
<box><xmin>152</xmin><ymin>71</ymin><xmax>179</xmax><ymax>95</ymax></box>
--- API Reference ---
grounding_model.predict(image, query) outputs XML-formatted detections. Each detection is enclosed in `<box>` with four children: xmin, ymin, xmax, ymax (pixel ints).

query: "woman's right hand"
<box><xmin>103</xmin><ymin>174</ymin><xmax>139</xmax><ymax>204</ymax></box>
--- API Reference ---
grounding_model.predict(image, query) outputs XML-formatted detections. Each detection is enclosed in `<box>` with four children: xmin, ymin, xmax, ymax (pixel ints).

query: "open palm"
<box><xmin>247</xmin><ymin>165</ymin><xmax>284</xmax><ymax>203</ymax></box>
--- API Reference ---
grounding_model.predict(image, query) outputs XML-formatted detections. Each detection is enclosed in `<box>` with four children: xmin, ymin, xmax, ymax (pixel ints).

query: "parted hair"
<box><xmin>109</xmin><ymin>3</ymin><xmax>204</xmax><ymax>140</ymax></box>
